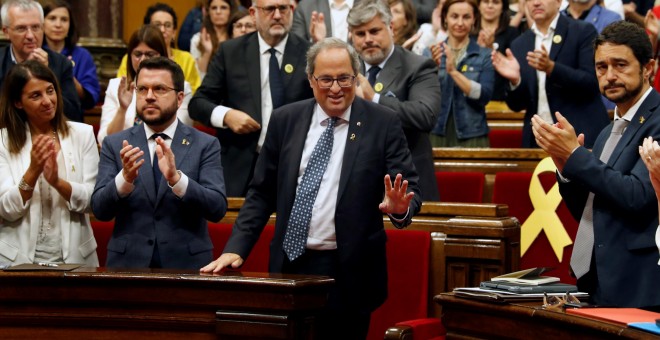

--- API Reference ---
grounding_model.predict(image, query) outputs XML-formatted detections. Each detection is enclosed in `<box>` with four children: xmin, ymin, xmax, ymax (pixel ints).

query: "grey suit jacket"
<box><xmin>189</xmin><ymin>32</ymin><xmax>313</xmax><ymax>197</ymax></box>
<box><xmin>91</xmin><ymin>121</ymin><xmax>227</xmax><ymax>269</ymax></box>
<box><xmin>362</xmin><ymin>45</ymin><xmax>440</xmax><ymax>200</ymax></box>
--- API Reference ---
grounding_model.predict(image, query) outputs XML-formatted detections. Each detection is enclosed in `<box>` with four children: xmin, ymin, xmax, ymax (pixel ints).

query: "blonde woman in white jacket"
<box><xmin>0</xmin><ymin>60</ymin><xmax>99</xmax><ymax>267</ymax></box>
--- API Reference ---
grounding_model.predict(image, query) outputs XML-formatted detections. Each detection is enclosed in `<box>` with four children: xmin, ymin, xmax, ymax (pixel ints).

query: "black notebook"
<box><xmin>480</xmin><ymin>280</ymin><xmax>578</xmax><ymax>294</ymax></box>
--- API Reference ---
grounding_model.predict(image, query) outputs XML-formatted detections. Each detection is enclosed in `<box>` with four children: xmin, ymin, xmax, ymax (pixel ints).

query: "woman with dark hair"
<box><xmin>230</xmin><ymin>9</ymin><xmax>256</xmax><ymax>38</ymax></box>
<box><xmin>117</xmin><ymin>3</ymin><xmax>201</xmax><ymax>93</ymax></box>
<box><xmin>0</xmin><ymin>60</ymin><xmax>99</xmax><ymax>267</ymax></box>
<box><xmin>99</xmin><ymin>25</ymin><xmax>193</xmax><ymax>144</ymax></box>
<box><xmin>389</xmin><ymin>0</ymin><xmax>418</xmax><ymax>46</ymax></box>
<box><xmin>42</xmin><ymin>0</ymin><xmax>101</xmax><ymax>110</ymax></box>
<box><xmin>476</xmin><ymin>0</ymin><xmax>519</xmax><ymax>100</ymax></box>
<box><xmin>426</xmin><ymin>0</ymin><xmax>494</xmax><ymax>147</ymax></box>
<box><xmin>191</xmin><ymin>0</ymin><xmax>236</xmax><ymax>79</ymax></box>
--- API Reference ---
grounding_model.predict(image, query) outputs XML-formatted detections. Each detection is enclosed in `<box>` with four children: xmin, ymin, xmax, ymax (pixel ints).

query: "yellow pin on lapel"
<box><xmin>552</xmin><ymin>34</ymin><xmax>562</xmax><ymax>44</ymax></box>
<box><xmin>182</xmin><ymin>138</ymin><xmax>190</xmax><ymax>145</ymax></box>
<box><xmin>284</xmin><ymin>64</ymin><xmax>294</xmax><ymax>74</ymax></box>
<box><xmin>461</xmin><ymin>64</ymin><xmax>467</xmax><ymax>72</ymax></box>
<box><xmin>374</xmin><ymin>83</ymin><xmax>383</xmax><ymax>92</ymax></box>
<box><xmin>640</xmin><ymin>116</ymin><xmax>646</xmax><ymax>124</ymax></box>
<box><xmin>350</xmin><ymin>133</ymin><xmax>356</xmax><ymax>141</ymax></box>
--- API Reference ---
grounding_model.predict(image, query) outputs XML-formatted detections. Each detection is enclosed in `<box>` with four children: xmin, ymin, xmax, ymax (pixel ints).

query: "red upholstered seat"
<box><xmin>492</xmin><ymin>172</ymin><xmax>578</xmax><ymax>283</ymax></box>
<box><xmin>435</xmin><ymin>171</ymin><xmax>485</xmax><ymax>203</ymax></box>
<box><xmin>368</xmin><ymin>229</ymin><xmax>441</xmax><ymax>340</ymax></box>
<box><xmin>91</xmin><ymin>220</ymin><xmax>114</xmax><ymax>267</ymax></box>
<box><xmin>207</xmin><ymin>223</ymin><xmax>274</xmax><ymax>272</ymax></box>
<box><xmin>194</xmin><ymin>125</ymin><xmax>216</xmax><ymax>136</ymax></box>
<box><xmin>489</xmin><ymin>129</ymin><xmax>523</xmax><ymax>148</ymax></box>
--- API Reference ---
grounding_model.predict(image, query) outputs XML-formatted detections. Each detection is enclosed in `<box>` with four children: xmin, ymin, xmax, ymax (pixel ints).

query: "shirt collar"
<box><xmin>329</xmin><ymin>0</ymin><xmax>354</xmax><ymax>10</ymax></box>
<box><xmin>258</xmin><ymin>32</ymin><xmax>289</xmax><ymax>55</ymax></box>
<box><xmin>314</xmin><ymin>103</ymin><xmax>351</xmax><ymax>126</ymax></box>
<box><xmin>615</xmin><ymin>87</ymin><xmax>653</xmax><ymax>122</ymax></box>
<box><xmin>531</xmin><ymin>12</ymin><xmax>560</xmax><ymax>37</ymax></box>
<box><xmin>144</xmin><ymin>118</ymin><xmax>179</xmax><ymax>140</ymax></box>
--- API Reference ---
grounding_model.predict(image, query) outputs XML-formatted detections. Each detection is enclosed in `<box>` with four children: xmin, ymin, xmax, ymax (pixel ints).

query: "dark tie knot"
<box><xmin>367</xmin><ymin>66</ymin><xmax>381</xmax><ymax>87</ymax></box>
<box><xmin>327</xmin><ymin>117</ymin><xmax>339</xmax><ymax>128</ymax></box>
<box><xmin>268</xmin><ymin>48</ymin><xmax>278</xmax><ymax>56</ymax></box>
<box><xmin>151</xmin><ymin>133</ymin><xmax>169</xmax><ymax>141</ymax></box>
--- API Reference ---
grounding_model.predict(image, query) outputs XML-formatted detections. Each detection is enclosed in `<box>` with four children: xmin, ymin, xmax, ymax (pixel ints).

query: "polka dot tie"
<box><xmin>283</xmin><ymin>117</ymin><xmax>338</xmax><ymax>261</ymax></box>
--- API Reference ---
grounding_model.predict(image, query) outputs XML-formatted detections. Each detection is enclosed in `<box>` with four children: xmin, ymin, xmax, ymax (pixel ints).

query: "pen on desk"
<box><xmin>37</xmin><ymin>262</ymin><xmax>58</xmax><ymax>267</ymax></box>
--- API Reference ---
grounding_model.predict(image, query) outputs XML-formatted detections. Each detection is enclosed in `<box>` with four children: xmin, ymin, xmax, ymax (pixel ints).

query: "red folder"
<box><xmin>566</xmin><ymin>308</ymin><xmax>660</xmax><ymax>326</ymax></box>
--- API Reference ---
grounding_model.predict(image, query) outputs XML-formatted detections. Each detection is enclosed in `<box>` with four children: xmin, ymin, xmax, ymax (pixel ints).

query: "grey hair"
<box><xmin>347</xmin><ymin>0</ymin><xmax>392</xmax><ymax>28</ymax></box>
<box><xmin>1</xmin><ymin>0</ymin><xmax>44</xmax><ymax>28</ymax></box>
<box><xmin>306</xmin><ymin>37</ymin><xmax>361</xmax><ymax>76</ymax></box>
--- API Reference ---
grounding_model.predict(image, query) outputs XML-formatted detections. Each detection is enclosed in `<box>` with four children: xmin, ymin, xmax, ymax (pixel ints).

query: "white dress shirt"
<box><xmin>531</xmin><ymin>14</ymin><xmax>560</xmax><ymax>124</ymax></box>
<box><xmin>329</xmin><ymin>0</ymin><xmax>353</xmax><ymax>42</ymax></box>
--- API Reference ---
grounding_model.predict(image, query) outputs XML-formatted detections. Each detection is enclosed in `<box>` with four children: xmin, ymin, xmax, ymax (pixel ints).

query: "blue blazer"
<box><xmin>560</xmin><ymin>90</ymin><xmax>660</xmax><ymax>308</ymax></box>
<box><xmin>223</xmin><ymin>97</ymin><xmax>422</xmax><ymax>312</ymax></box>
<box><xmin>506</xmin><ymin>15</ymin><xmax>609</xmax><ymax>148</ymax></box>
<box><xmin>92</xmin><ymin>122</ymin><xmax>227</xmax><ymax>269</ymax></box>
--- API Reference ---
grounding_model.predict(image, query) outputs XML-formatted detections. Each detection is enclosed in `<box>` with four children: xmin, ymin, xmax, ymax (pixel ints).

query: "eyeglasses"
<box><xmin>152</xmin><ymin>22</ymin><xmax>174</xmax><ymax>30</ymax></box>
<box><xmin>254</xmin><ymin>5</ymin><xmax>292</xmax><ymax>16</ymax></box>
<box><xmin>132</xmin><ymin>51</ymin><xmax>160</xmax><ymax>59</ymax></box>
<box><xmin>233</xmin><ymin>22</ymin><xmax>256</xmax><ymax>30</ymax></box>
<box><xmin>312</xmin><ymin>75</ymin><xmax>356</xmax><ymax>89</ymax></box>
<box><xmin>542</xmin><ymin>292</ymin><xmax>581</xmax><ymax>311</ymax></box>
<box><xmin>135</xmin><ymin>84</ymin><xmax>179</xmax><ymax>97</ymax></box>
<box><xmin>8</xmin><ymin>24</ymin><xmax>42</xmax><ymax>34</ymax></box>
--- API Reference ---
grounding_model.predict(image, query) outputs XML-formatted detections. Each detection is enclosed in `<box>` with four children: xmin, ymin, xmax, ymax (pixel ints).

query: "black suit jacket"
<box><xmin>223</xmin><ymin>97</ymin><xmax>422</xmax><ymax>312</ymax></box>
<box><xmin>363</xmin><ymin>45</ymin><xmax>440</xmax><ymax>201</ymax></box>
<box><xmin>560</xmin><ymin>90</ymin><xmax>660</xmax><ymax>308</ymax></box>
<box><xmin>0</xmin><ymin>46</ymin><xmax>82</xmax><ymax>122</ymax></box>
<box><xmin>189</xmin><ymin>32</ymin><xmax>313</xmax><ymax>196</ymax></box>
<box><xmin>506</xmin><ymin>15</ymin><xmax>609</xmax><ymax>148</ymax></box>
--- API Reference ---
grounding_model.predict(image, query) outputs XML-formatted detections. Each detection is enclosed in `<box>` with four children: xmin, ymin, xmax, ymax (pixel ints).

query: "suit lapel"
<box><xmin>286</xmin><ymin>101</ymin><xmax>316</xmax><ymax>196</ymax></box>
<box><xmin>155</xmin><ymin>123</ymin><xmax>191</xmax><ymax>206</ymax></box>
<box><xmin>282</xmin><ymin>35</ymin><xmax>306</xmax><ymax>91</ymax></box>
<box><xmin>608</xmin><ymin>91</ymin><xmax>660</xmax><ymax>165</ymax></box>
<box><xmin>130</xmin><ymin>126</ymin><xmax>156</xmax><ymax>205</ymax></box>
<box><xmin>246</xmin><ymin>35</ymin><xmax>262</xmax><ymax>122</ymax></box>
<box><xmin>549</xmin><ymin>16</ymin><xmax>567</xmax><ymax>61</ymax></box>
<box><xmin>337</xmin><ymin>99</ymin><xmax>364</xmax><ymax>202</ymax></box>
<box><xmin>375</xmin><ymin>47</ymin><xmax>402</xmax><ymax>94</ymax></box>
<box><xmin>521</xmin><ymin>32</ymin><xmax>539</xmax><ymax>103</ymax></box>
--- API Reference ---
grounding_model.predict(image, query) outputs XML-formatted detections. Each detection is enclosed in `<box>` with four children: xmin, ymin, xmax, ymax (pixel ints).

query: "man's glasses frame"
<box><xmin>254</xmin><ymin>5</ymin><xmax>292</xmax><ymax>16</ymax></box>
<box><xmin>8</xmin><ymin>24</ymin><xmax>42</xmax><ymax>34</ymax></box>
<box><xmin>312</xmin><ymin>75</ymin><xmax>356</xmax><ymax>89</ymax></box>
<box><xmin>135</xmin><ymin>84</ymin><xmax>179</xmax><ymax>97</ymax></box>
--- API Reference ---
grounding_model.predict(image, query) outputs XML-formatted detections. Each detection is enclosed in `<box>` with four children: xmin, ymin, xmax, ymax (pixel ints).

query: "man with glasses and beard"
<box><xmin>531</xmin><ymin>21</ymin><xmax>660</xmax><ymax>309</ymax></box>
<box><xmin>190</xmin><ymin>0</ymin><xmax>313</xmax><ymax>197</ymax></box>
<box><xmin>92</xmin><ymin>57</ymin><xmax>227</xmax><ymax>270</ymax></box>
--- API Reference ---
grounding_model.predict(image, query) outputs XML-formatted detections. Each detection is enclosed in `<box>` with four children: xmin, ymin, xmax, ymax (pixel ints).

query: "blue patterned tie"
<box><xmin>269</xmin><ymin>48</ymin><xmax>285</xmax><ymax>109</ymax></box>
<box><xmin>283</xmin><ymin>117</ymin><xmax>338</xmax><ymax>261</ymax></box>
<box><xmin>151</xmin><ymin>133</ymin><xmax>168</xmax><ymax>192</ymax></box>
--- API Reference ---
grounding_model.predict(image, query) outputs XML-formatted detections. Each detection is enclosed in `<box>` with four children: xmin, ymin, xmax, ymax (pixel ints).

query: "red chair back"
<box><xmin>436</xmin><ymin>171</ymin><xmax>485</xmax><ymax>203</ymax></box>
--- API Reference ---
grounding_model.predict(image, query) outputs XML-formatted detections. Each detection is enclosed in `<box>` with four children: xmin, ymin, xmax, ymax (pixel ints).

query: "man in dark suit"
<box><xmin>92</xmin><ymin>57</ymin><xmax>227</xmax><ymax>270</ymax></box>
<box><xmin>291</xmin><ymin>0</ymin><xmax>354</xmax><ymax>43</ymax></box>
<box><xmin>492</xmin><ymin>0</ymin><xmax>609</xmax><ymax>148</ymax></box>
<box><xmin>189</xmin><ymin>0</ymin><xmax>313</xmax><ymax>197</ymax></box>
<box><xmin>348</xmin><ymin>0</ymin><xmax>440</xmax><ymax>201</ymax></box>
<box><xmin>532</xmin><ymin>21</ymin><xmax>660</xmax><ymax>308</ymax></box>
<box><xmin>0</xmin><ymin>0</ymin><xmax>82</xmax><ymax>122</ymax></box>
<box><xmin>201</xmin><ymin>38</ymin><xmax>421</xmax><ymax>338</ymax></box>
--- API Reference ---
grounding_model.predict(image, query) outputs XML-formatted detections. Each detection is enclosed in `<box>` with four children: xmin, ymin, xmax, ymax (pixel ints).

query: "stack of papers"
<box><xmin>453</xmin><ymin>287</ymin><xmax>589</xmax><ymax>303</ymax></box>
<box><xmin>490</xmin><ymin>267</ymin><xmax>560</xmax><ymax>285</ymax></box>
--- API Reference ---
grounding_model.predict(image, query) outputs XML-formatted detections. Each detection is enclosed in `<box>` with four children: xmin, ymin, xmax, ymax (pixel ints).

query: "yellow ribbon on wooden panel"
<box><xmin>521</xmin><ymin>157</ymin><xmax>573</xmax><ymax>262</ymax></box>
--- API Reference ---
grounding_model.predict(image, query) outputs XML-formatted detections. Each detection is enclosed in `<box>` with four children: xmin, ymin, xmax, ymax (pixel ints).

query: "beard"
<box><xmin>137</xmin><ymin>100</ymin><xmax>178</xmax><ymax>127</ymax></box>
<box><xmin>602</xmin><ymin>75</ymin><xmax>644</xmax><ymax>104</ymax></box>
<box><xmin>358</xmin><ymin>43</ymin><xmax>391</xmax><ymax>65</ymax></box>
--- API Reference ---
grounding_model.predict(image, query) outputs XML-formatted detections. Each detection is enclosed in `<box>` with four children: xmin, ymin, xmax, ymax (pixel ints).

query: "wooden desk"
<box><xmin>0</xmin><ymin>267</ymin><xmax>333</xmax><ymax>339</ymax></box>
<box><xmin>436</xmin><ymin>293</ymin><xmax>659</xmax><ymax>339</ymax></box>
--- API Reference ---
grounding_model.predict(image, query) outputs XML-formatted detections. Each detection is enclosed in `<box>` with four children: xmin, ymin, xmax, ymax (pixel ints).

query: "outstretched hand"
<box><xmin>491</xmin><ymin>48</ymin><xmax>521</xmax><ymax>84</ymax></box>
<box><xmin>379</xmin><ymin>173</ymin><xmax>414</xmax><ymax>215</ymax></box>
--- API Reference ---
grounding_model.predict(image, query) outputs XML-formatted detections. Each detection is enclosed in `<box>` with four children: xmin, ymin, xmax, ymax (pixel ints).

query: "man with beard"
<box><xmin>531</xmin><ymin>21</ymin><xmax>660</xmax><ymax>308</ymax></box>
<box><xmin>189</xmin><ymin>0</ymin><xmax>313</xmax><ymax>197</ymax></box>
<box><xmin>92</xmin><ymin>57</ymin><xmax>227</xmax><ymax>269</ymax></box>
<box><xmin>347</xmin><ymin>0</ymin><xmax>440</xmax><ymax>201</ymax></box>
